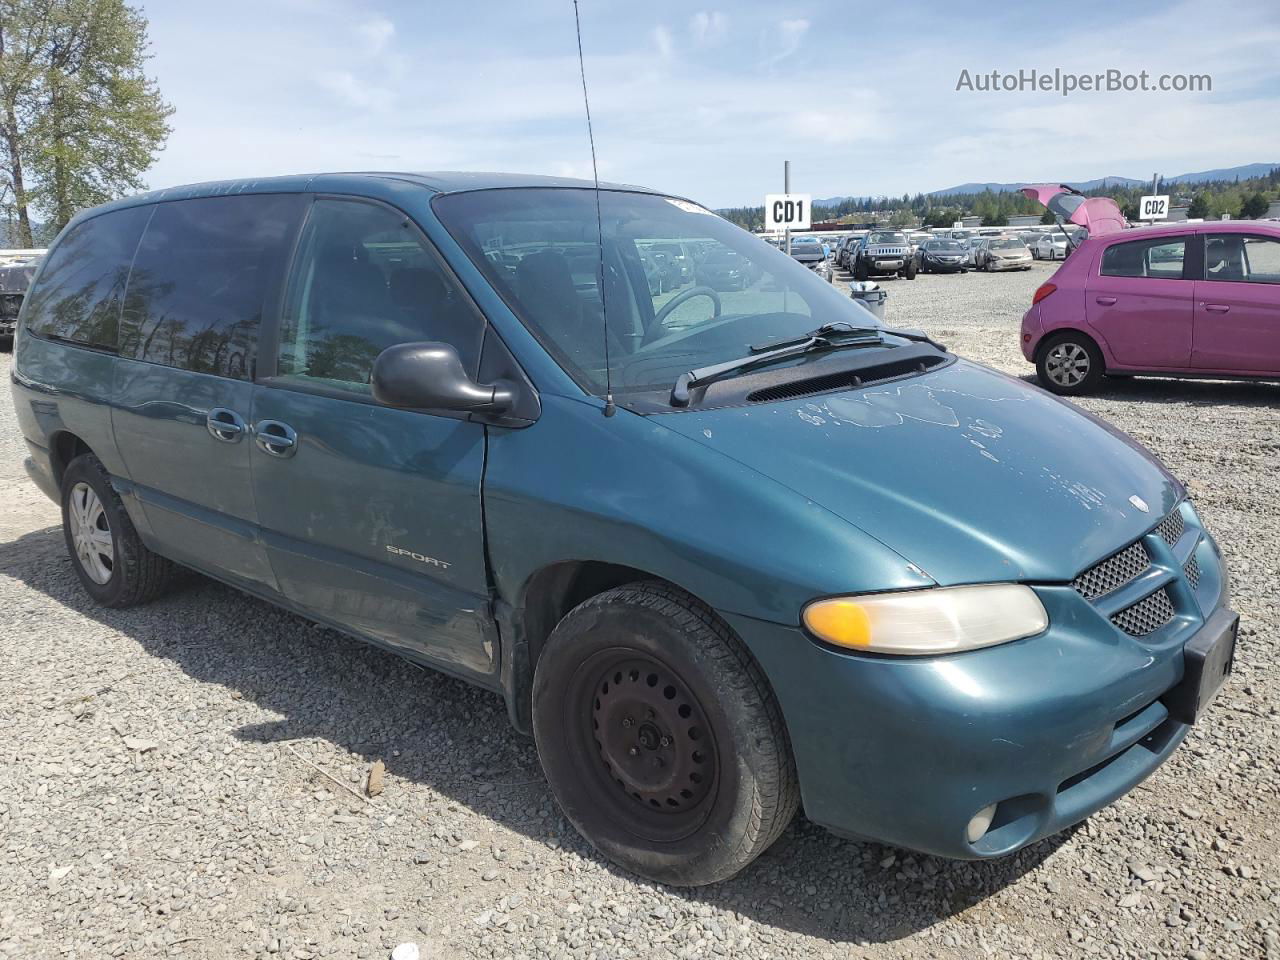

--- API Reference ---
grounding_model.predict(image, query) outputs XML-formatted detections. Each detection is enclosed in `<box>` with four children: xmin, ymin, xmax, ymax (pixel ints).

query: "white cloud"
<box><xmin>766</xmin><ymin>18</ymin><xmax>809</xmax><ymax>64</ymax></box>
<box><xmin>356</xmin><ymin>15</ymin><xmax>395</xmax><ymax>55</ymax></box>
<box><xmin>689</xmin><ymin>11</ymin><xmax>728</xmax><ymax>46</ymax></box>
<box><xmin>652</xmin><ymin>24</ymin><xmax>674</xmax><ymax>59</ymax></box>
<box><xmin>315</xmin><ymin>70</ymin><xmax>393</xmax><ymax>113</ymax></box>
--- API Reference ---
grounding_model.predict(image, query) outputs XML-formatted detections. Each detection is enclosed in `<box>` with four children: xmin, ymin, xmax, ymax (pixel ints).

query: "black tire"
<box><xmin>0</xmin><ymin>336</ymin><xmax>12</xmax><ymax>353</ymax></box>
<box><xmin>904</xmin><ymin>261</ymin><xmax>917</xmax><ymax>280</ymax></box>
<box><xmin>532</xmin><ymin>581</ymin><xmax>799</xmax><ymax>886</ymax></box>
<box><xmin>61</xmin><ymin>453</ymin><xmax>176</xmax><ymax>607</ymax></box>
<box><xmin>853</xmin><ymin>259</ymin><xmax>868</xmax><ymax>281</ymax></box>
<box><xmin>1035</xmin><ymin>332</ymin><xmax>1106</xmax><ymax>396</ymax></box>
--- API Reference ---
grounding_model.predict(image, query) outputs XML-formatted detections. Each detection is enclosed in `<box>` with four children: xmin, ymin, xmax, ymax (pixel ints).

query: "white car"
<box><xmin>1032</xmin><ymin>234</ymin><xmax>1070</xmax><ymax>260</ymax></box>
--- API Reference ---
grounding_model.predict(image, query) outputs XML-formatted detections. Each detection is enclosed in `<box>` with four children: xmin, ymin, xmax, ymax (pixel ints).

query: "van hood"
<box><xmin>656</xmin><ymin>359</ymin><xmax>1182</xmax><ymax>585</ymax></box>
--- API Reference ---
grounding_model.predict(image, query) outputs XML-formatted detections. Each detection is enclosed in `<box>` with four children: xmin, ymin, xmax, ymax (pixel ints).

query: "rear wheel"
<box><xmin>533</xmin><ymin>582</ymin><xmax>798</xmax><ymax>886</ymax></box>
<box><xmin>61</xmin><ymin>454</ymin><xmax>176</xmax><ymax>607</ymax></box>
<box><xmin>1036</xmin><ymin>333</ymin><xmax>1105</xmax><ymax>395</ymax></box>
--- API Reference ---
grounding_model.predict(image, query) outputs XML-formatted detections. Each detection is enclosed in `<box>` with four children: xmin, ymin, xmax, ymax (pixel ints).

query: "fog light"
<box><xmin>966</xmin><ymin>803</ymin><xmax>998</xmax><ymax>843</ymax></box>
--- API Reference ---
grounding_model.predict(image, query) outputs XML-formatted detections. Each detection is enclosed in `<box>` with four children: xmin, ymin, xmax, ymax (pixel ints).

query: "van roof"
<box><xmin>92</xmin><ymin>171</ymin><xmax>663</xmax><ymax>212</ymax></box>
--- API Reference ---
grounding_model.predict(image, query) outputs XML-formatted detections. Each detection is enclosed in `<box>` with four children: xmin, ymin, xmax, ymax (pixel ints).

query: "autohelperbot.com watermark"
<box><xmin>955</xmin><ymin>68</ymin><xmax>1212</xmax><ymax>96</ymax></box>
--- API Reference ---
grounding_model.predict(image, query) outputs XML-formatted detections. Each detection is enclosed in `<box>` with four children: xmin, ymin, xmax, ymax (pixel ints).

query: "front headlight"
<box><xmin>802</xmin><ymin>584</ymin><xmax>1048</xmax><ymax>655</ymax></box>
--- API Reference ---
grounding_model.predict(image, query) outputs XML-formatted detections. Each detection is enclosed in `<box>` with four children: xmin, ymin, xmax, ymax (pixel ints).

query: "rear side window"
<box><xmin>1204</xmin><ymin>234</ymin><xmax>1280</xmax><ymax>284</ymax></box>
<box><xmin>24</xmin><ymin>206</ymin><xmax>151</xmax><ymax>349</ymax></box>
<box><xmin>118</xmin><ymin>194</ymin><xmax>304</xmax><ymax>379</ymax></box>
<box><xmin>1100</xmin><ymin>237</ymin><xmax>1187</xmax><ymax>279</ymax></box>
<box><xmin>273</xmin><ymin>198</ymin><xmax>485</xmax><ymax>394</ymax></box>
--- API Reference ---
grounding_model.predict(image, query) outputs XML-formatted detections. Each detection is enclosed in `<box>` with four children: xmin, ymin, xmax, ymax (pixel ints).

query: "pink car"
<box><xmin>1018</xmin><ymin>185</ymin><xmax>1280</xmax><ymax>395</ymax></box>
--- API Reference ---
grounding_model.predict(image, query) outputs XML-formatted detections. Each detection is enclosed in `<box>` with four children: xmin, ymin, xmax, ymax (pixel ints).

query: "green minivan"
<box><xmin>11</xmin><ymin>172</ymin><xmax>1237</xmax><ymax>885</ymax></box>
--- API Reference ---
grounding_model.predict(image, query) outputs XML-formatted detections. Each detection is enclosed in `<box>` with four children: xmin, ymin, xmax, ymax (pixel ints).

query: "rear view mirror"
<box><xmin>371</xmin><ymin>341</ymin><xmax>515</xmax><ymax>414</ymax></box>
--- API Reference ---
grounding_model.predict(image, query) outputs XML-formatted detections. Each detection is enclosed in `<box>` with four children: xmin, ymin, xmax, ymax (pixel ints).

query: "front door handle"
<box><xmin>254</xmin><ymin>419</ymin><xmax>298</xmax><ymax>458</ymax></box>
<box><xmin>1094</xmin><ymin>296</ymin><xmax>1118</xmax><ymax>306</ymax></box>
<box><xmin>1202</xmin><ymin>303</ymin><xmax>1230</xmax><ymax>313</ymax></box>
<box><xmin>207</xmin><ymin>407</ymin><xmax>247</xmax><ymax>443</ymax></box>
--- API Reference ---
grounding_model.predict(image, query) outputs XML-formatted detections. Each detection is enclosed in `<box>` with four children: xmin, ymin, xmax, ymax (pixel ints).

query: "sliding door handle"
<box><xmin>206</xmin><ymin>407</ymin><xmax>247</xmax><ymax>443</ymax></box>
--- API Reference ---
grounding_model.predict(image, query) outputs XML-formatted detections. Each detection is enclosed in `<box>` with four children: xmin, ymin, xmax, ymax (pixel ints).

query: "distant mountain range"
<box><xmin>813</xmin><ymin>163</ymin><xmax>1278</xmax><ymax>206</ymax></box>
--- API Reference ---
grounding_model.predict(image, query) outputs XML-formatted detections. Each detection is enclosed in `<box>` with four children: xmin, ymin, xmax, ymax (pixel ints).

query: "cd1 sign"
<box><xmin>1138</xmin><ymin>195</ymin><xmax>1170</xmax><ymax>220</ymax></box>
<box><xmin>765</xmin><ymin>193</ymin><xmax>812</xmax><ymax>232</ymax></box>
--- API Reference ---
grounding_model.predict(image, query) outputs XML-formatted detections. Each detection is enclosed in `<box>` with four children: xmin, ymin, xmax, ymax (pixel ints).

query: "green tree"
<box><xmin>0</xmin><ymin>0</ymin><xmax>171</xmax><ymax>245</ymax></box>
<box><xmin>923</xmin><ymin>208</ymin><xmax>957</xmax><ymax>228</ymax></box>
<box><xmin>981</xmin><ymin>211</ymin><xmax>1008</xmax><ymax>227</ymax></box>
<box><xmin>1240</xmin><ymin>192</ymin><xmax>1269</xmax><ymax>219</ymax></box>
<box><xmin>1186</xmin><ymin>194</ymin><xmax>1209</xmax><ymax>219</ymax></box>
<box><xmin>1040</xmin><ymin>208</ymin><xmax>1056</xmax><ymax>225</ymax></box>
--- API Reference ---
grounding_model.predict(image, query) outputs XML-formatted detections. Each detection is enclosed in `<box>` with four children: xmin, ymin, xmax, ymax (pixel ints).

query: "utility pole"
<box><xmin>784</xmin><ymin>160</ymin><xmax>791</xmax><ymax>257</ymax></box>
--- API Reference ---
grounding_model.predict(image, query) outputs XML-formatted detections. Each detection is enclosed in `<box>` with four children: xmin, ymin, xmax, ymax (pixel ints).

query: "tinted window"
<box><xmin>1100</xmin><ymin>237</ymin><xmax>1186</xmax><ymax>279</ymax></box>
<box><xmin>118</xmin><ymin>195</ymin><xmax>302</xmax><ymax>378</ymax></box>
<box><xmin>275</xmin><ymin>198</ymin><xmax>484</xmax><ymax>393</ymax></box>
<box><xmin>1205</xmin><ymin>234</ymin><xmax>1280</xmax><ymax>284</ymax></box>
<box><xmin>24</xmin><ymin>207</ymin><xmax>151</xmax><ymax>349</ymax></box>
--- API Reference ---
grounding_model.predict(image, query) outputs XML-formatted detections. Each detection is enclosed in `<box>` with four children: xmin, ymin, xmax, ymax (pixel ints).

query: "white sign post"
<box><xmin>765</xmin><ymin>193</ymin><xmax>812</xmax><ymax>233</ymax></box>
<box><xmin>1138</xmin><ymin>195</ymin><xmax>1170</xmax><ymax>221</ymax></box>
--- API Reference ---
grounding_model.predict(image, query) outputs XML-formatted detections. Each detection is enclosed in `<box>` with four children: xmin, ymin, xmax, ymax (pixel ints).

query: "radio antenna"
<box><xmin>572</xmin><ymin>0</ymin><xmax>615</xmax><ymax>416</ymax></box>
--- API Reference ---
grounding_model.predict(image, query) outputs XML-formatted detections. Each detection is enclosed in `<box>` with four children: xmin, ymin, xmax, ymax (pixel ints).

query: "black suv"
<box><xmin>852</xmin><ymin>230</ymin><xmax>915</xmax><ymax>280</ymax></box>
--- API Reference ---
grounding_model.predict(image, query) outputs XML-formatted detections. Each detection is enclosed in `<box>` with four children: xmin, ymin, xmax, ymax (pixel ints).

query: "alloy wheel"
<box><xmin>1045</xmin><ymin>342</ymin><xmax>1091</xmax><ymax>387</ymax></box>
<box><xmin>69</xmin><ymin>482</ymin><xmax>114</xmax><ymax>584</ymax></box>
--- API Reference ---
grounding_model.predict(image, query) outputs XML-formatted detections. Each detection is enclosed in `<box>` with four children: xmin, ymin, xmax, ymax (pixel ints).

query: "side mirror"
<box><xmin>371</xmin><ymin>342</ymin><xmax>515</xmax><ymax>414</ymax></box>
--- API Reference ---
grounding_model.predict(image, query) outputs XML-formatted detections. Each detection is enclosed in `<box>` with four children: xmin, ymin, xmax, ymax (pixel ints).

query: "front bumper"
<box><xmin>864</xmin><ymin>257</ymin><xmax>905</xmax><ymax>273</ymax></box>
<box><xmin>925</xmin><ymin>258</ymin><xmax>966</xmax><ymax>272</ymax></box>
<box><xmin>989</xmin><ymin>257</ymin><xmax>1032</xmax><ymax>271</ymax></box>
<box><xmin>727</xmin><ymin>506</ymin><xmax>1233</xmax><ymax>859</ymax></box>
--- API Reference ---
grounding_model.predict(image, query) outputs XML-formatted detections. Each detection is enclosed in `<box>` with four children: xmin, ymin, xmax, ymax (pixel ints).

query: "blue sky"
<box><xmin>141</xmin><ymin>0</ymin><xmax>1280</xmax><ymax>208</ymax></box>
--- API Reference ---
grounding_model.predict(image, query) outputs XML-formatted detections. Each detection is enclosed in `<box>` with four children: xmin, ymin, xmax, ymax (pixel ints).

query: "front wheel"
<box><xmin>853</xmin><ymin>259</ymin><xmax>868</xmax><ymax>281</ymax></box>
<box><xmin>903</xmin><ymin>261</ymin><xmax>917</xmax><ymax>279</ymax></box>
<box><xmin>61</xmin><ymin>453</ymin><xmax>176</xmax><ymax>607</ymax></box>
<box><xmin>1036</xmin><ymin>333</ymin><xmax>1106</xmax><ymax>395</ymax></box>
<box><xmin>533</xmin><ymin>582</ymin><xmax>799</xmax><ymax>886</ymax></box>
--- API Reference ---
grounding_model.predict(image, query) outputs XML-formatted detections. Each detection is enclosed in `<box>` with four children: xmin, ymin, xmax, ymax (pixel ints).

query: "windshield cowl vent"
<box><xmin>746</xmin><ymin>353</ymin><xmax>948</xmax><ymax>404</ymax></box>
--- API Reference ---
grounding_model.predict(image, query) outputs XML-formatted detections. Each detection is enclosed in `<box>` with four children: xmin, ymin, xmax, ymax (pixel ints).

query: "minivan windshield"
<box><xmin>435</xmin><ymin>188</ymin><xmax>883</xmax><ymax>398</ymax></box>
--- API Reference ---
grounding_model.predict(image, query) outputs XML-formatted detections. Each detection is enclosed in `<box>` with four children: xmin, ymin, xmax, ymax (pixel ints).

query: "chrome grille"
<box><xmin>1155</xmin><ymin>510</ymin><xmax>1184</xmax><ymax>547</ymax></box>
<box><xmin>1073</xmin><ymin>541</ymin><xmax>1150</xmax><ymax>600</ymax></box>
<box><xmin>1110</xmin><ymin>589</ymin><xmax>1175</xmax><ymax>636</ymax></box>
<box><xmin>1184</xmin><ymin>556</ymin><xmax>1201</xmax><ymax>589</ymax></box>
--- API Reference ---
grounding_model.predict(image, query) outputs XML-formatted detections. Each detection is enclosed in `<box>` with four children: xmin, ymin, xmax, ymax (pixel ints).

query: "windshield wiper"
<box><xmin>670</xmin><ymin>334</ymin><xmax>881</xmax><ymax>407</ymax></box>
<box><xmin>750</xmin><ymin>321</ymin><xmax>882</xmax><ymax>353</ymax></box>
<box><xmin>751</xmin><ymin>321</ymin><xmax>945</xmax><ymax>355</ymax></box>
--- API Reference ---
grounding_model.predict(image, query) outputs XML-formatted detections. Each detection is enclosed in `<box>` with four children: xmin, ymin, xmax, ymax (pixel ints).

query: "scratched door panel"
<box><xmin>249</xmin><ymin>383</ymin><xmax>495</xmax><ymax>681</ymax></box>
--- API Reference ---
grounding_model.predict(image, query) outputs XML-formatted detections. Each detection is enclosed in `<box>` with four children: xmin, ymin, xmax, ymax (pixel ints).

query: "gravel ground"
<box><xmin>2</xmin><ymin>261</ymin><xmax>1278</xmax><ymax>960</ymax></box>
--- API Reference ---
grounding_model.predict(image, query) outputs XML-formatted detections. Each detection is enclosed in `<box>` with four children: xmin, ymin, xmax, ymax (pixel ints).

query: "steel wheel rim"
<box><xmin>1045</xmin><ymin>342</ymin><xmax>1090</xmax><ymax>386</ymax></box>
<box><xmin>570</xmin><ymin>649</ymin><xmax>720</xmax><ymax>842</ymax></box>
<box><xmin>69</xmin><ymin>482</ymin><xmax>114</xmax><ymax>584</ymax></box>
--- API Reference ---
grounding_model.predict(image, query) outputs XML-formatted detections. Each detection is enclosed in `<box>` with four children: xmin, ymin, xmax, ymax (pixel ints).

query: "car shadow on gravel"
<box><xmin>0</xmin><ymin>523</ymin><xmax>1072</xmax><ymax>945</ymax></box>
<box><xmin>1016</xmin><ymin>372</ymin><xmax>1280</xmax><ymax>406</ymax></box>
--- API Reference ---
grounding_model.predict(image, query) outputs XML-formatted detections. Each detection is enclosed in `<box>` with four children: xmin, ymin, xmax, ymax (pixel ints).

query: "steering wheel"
<box><xmin>648</xmin><ymin>285</ymin><xmax>722</xmax><ymax>342</ymax></box>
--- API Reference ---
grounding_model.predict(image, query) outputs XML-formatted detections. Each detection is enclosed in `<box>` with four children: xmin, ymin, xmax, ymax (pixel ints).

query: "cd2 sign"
<box><xmin>765</xmin><ymin>193</ymin><xmax>812</xmax><ymax>232</ymax></box>
<box><xmin>1138</xmin><ymin>195</ymin><xmax>1170</xmax><ymax>220</ymax></box>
